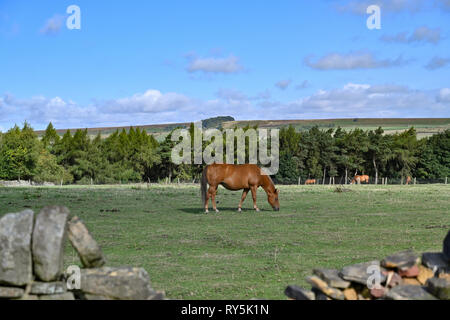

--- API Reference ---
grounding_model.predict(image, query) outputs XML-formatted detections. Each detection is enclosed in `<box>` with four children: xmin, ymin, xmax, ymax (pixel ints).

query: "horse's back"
<box><xmin>206</xmin><ymin>163</ymin><xmax>262</xmax><ymax>190</ymax></box>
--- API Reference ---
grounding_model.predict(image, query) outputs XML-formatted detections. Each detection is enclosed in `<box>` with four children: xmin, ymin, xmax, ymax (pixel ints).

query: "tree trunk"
<box><xmin>345</xmin><ymin>168</ymin><xmax>348</xmax><ymax>185</ymax></box>
<box><xmin>372</xmin><ymin>157</ymin><xmax>378</xmax><ymax>185</ymax></box>
<box><xmin>323</xmin><ymin>168</ymin><xmax>326</xmax><ymax>185</ymax></box>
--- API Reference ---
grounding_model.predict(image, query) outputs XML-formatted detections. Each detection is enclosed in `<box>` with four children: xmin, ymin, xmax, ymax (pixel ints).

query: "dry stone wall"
<box><xmin>0</xmin><ymin>206</ymin><xmax>165</xmax><ymax>300</ymax></box>
<box><xmin>285</xmin><ymin>231</ymin><xmax>450</xmax><ymax>300</ymax></box>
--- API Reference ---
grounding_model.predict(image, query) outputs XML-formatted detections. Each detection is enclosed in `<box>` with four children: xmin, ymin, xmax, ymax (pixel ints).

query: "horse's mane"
<box><xmin>260</xmin><ymin>168</ymin><xmax>276</xmax><ymax>191</ymax></box>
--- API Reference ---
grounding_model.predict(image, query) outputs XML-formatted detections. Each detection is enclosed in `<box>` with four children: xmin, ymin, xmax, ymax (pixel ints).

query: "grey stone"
<box><xmin>32</xmin><ymin>206</ymin><xmax>69</xmax><ymax>281</ymax></box>
<box><xmin>0</xmin><ymin>210</ymin><xmax>34</xmax><ymax>286</ymax></box>
<box><xmin>340</xmin><ymin>260</ymin><xmax>386</xmax><ymax>285</ymax></box>
<box><xmin>83</xmin><ymin>293</ymin><xmax>116</xmax><ymax>300</ymax></box>
<box><xmin>422</xmin><ymin>252</ymin><xmax>450</xmax><ymax>273</ymax></box>
<box><xmin>426</xmin><ymin>277</ymin><xmax>450</xmax><ymax>300</ymax></box>
<box><xmin>0</xmin><ymin>286</ymin><xmax>25</xmax><ymax>299</ymax></box>
<box><xmin>67</xmin><ymin>216</ymin><xmax>106</xmax><ymax>268</ymax></box>
<box><xmin>313</xmin><ymin>268</ymin><xmax>351</xmax><ymax>289</ymax></box>
<box><xmin>381</xmin><ymin>249</ymin><xmax>418</xmax><ymax>270</ymax></box>
<box><xmin>444</xmin><ymin>231</ymin><xmax>450</xmax><ymax>261</ymax></box>
<box><xmin>39</xmin><ymin>292</ymin><xmax>75</xmax><ymax>300</ymax></box>
<box><xmin>306</xmin><ymin>276</ymin><xmax>345</xmax><ymax>300</ymax></box>
<box><xmin>30</xmin><ymin>281</ymin><xmax>66</xmax><ymax>295</ymax></box>
<box><xmin>386</xmin><ymin>285</ymin><xmax>437</xmax><ymax>300</ymax></box>
<box><xmin>311</xmin><ymin>288</ymin><xmax>330</xmax><ymax>300</ymax></box>
<box><xmin>18</xmin><ymin>294</ymin><xmax>39</xmax><ymax>300</ymax></box>
<box><xmin>80</xmin><ymin>267</ymin><xmax>155</xmax><ymax>300</ymax></box>
<box><xmin>148</xmin><ymin>291</ymin><xmax>166</xmax><ymax>300</ymax></box>
<box><xmin>284</xmin><ymin>285</ymin><xmax>315</xmax><ymax>300</ymax></box>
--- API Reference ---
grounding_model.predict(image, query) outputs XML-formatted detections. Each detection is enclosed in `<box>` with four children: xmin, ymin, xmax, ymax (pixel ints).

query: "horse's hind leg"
<box><xmin>209</xmin><ymin>185</ymin><xmax>219</xmax><ymax>213</ymax></box>
<box><xmin>238</xmin><ymin>188</ymin><xmax>249</xmax><ymax>212</ymax></box>
<box><xmin>250</xmin><ymin>186</ymin><xmax>260</xmax><ymax>212</ymax></box>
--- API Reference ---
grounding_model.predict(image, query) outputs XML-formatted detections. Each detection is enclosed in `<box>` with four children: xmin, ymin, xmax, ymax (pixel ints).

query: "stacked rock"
<box><xmin>285</xmin><ymin>231</ymin><xmax>450</xmax><ymax>300</ymax></box>
<box><xmin>0</xmin><ymin>206</ymin><xmax>165</xmax><ymax>300</ymax></box>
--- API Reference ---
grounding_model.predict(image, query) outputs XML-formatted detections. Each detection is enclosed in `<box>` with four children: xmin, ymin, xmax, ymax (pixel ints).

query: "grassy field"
<box><xmin>0</xmin><ymin>184</ymin><xmax>449</xmax><ymax>299</ymax></box>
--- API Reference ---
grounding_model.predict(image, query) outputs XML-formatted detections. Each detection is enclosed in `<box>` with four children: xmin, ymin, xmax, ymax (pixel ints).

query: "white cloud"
<box><xmin>381</xmin><ymin>26</ymin><xmax>441</xmax><ymax>44</ymax></box>
<box><xmin>305</xmin><ymin>52</ymin><xmax>407</xmax><ymax>70</ymax></box>
<box><xmin>276</xmin><ymin>83</ymin><xmax>448</xmax><ymax>119</ymax></box>
<box><xmin>186</xmin><ymin>55</ymin><xmax>243</xmax><ymax>74</ymax></box>
<box><xmin>437</xmin><ymin>88</ymin><xmax>450</xmax><ymax>102</ymax></box>
<box><xmin>436</xmin><ymin>0</ymin><xmax>450</xmax><ymax>11</ymax></box>
<box><xmin>40</xmin><ymin>15</ymin><xmax>64</xmax><ymax>35</ymax></box>
<box><xmin>295</xmin><ymin>80</ymin><xmax>310</xmax><ymax>90</ymax></box>
<box><xmin>1</xmin><ymin>84</ymin><xmax>449</xmax><ymax>130</ymax></box>
<box><xmin>425</xmin><ymin>56</ymin><xmax>450</xmax><ymax>70</ymax></box>
<box><xmin>275</xmin><ymin>79</ymin><xmax>292</xmax><ymax>90</ymax></box>
<box><xmin>103</xmin><ymin>90</ymin><xmax>193</xmax><ymax>114</ymax></box>
<box><xmin>216</xmin><ymin>89</ymin><xmax>248</xmax><ymax>102</ymax></box>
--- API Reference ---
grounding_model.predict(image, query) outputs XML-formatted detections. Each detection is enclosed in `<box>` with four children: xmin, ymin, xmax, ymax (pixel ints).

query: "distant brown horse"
<box><xmin>351</xmin><ymin>175</ymin><xmax>369</xmax><ymax>184</ymax></box>
<box><xmin>201</xmin><ymin>163</ymin><xmax>280</xmax><ymax>213</ymax></box>
<box><xmin>405</xmin><ymin>176</ymin><xmax>412</xmax><ymax>185</ymax></box>
<box><xmin>305</xmin><ymin>179</ymin><xmax>316</xmax><ymax>185</ymax></box>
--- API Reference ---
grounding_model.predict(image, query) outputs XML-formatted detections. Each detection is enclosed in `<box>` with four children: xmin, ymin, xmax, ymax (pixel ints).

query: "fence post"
<box><xmin>446</xmin><ymin>177</ymin><xmax>448</xmax><ymax>185</ymax></box>
<box><xmin>386</xmin><ymin>178</ymin><xmax>388</xmax><ymax>185</ymax></box>
<box><xmin>414</xmin><ymin>177</ymin><xmax>416</xmax><ymax>185</ymax></box>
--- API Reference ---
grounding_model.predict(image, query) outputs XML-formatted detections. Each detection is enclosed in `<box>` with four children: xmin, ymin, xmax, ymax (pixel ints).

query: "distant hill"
<box><xmin>202</xmin><ymin>116</ymin><xmax>235</xmax><ymax>129</ymax></box>
<box><xmin>34</xmin><ymin>117</ymin><xmax>450</xmax><ymax>140</ymax></box>
<box><xmin>221</xmin><ymin>118</ymin><xmax>450</xmax><ymax>139</ymax></box>
<box><xmin>34</xmin><ymin>116</ymin><xmax>235</xmax><ymax>141</ymax></box>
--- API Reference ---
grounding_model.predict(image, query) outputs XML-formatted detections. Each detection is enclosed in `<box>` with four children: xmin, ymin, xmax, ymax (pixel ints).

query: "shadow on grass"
<box><xmin>179</xmin><ymin>207</ymin><xmax>266</xmax><ymax>215</ymax></box>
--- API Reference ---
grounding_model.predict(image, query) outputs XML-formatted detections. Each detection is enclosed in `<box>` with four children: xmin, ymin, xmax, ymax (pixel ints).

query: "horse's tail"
<box><xmin>201</xmin><ymin>165</ymin><xmax>209</xmax><ymax>205</ymax></box>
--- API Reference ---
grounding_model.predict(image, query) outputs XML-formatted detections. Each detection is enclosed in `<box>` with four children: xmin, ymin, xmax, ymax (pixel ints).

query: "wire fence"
<box><xmin>1</xmin><ymin>177</ymin><xmax>448</xmax><ymax>187</ymax></box>
<box><xmin>275</xmin><ymin>176</ymin><xmax>449</xmax><ymax>186</ymax></box>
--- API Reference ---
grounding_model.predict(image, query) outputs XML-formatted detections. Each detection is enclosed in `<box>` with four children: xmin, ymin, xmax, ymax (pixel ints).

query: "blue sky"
<box><xmin>1</xmin><ymin>0</ymin><xmax>450</xmax><ymax>130</ymax></box>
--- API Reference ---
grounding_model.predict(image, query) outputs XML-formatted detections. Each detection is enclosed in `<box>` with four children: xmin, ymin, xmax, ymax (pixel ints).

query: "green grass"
<box><xmin>0</xmin><ymin>184</ymin><xmax>449</xmax><ymax>299</ymax></box>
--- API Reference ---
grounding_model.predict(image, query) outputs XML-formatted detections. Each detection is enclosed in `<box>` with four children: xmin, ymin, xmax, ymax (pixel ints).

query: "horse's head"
<box><xmin>267</xmin><ymin>188</ymin><xmax>280</xmax><ymax>211</ymax></box>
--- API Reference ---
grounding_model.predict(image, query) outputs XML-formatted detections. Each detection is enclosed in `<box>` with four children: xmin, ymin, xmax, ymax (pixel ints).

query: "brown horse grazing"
<box><xmin>350</xmin><ymin>175</ymin><xmax>369</xmax><ymax>184</ymax></box>
<box><xmin>405</xmin><ymin>176</ymin><xmax>412</xmax><ymax>185</ymax></box>
<box><xmin>305</xmin><ymin>179</ymin><xmax>316</xmax><ymax>185</ymax></box>
<box><xmin>201</xmin><ymin>163</ymin><xmax>280</xmax><ymax>213</ymax></box>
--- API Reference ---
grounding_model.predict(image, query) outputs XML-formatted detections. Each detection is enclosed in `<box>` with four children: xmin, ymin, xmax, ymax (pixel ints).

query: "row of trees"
<box><xmin>275</xmin><ymin>126</ymin><xmax>449</xmax><ymax>184</ymax></box>
<box><xmin>0</xmin><ymin>122</ymin><xmax>448</xmax><ymax>184</ymax></box>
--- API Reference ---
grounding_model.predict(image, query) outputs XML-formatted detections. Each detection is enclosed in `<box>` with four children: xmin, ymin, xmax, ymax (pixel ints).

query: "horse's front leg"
<box><xmin>204</xmin><ymin>187</ymin><xmax>211</xmax><ymax>213</ymax></box>
<box><xmin>250</xmin><ymin>186</ymin><xmax>260</xmax><ymax>212</ymax></box>
<box><xmin>238</xmin><ymin>188</ymin><xmax>249</xmax><ymax>212</ymax></box>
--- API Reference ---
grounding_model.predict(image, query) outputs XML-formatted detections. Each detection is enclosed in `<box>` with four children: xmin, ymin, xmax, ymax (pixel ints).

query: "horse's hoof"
<box><xmin>205</xmin><ymin>210</ymin><xmax>209</xmax><ymax>214</ymax></box>
<box><xmin>238</xmin><ymin>208</ymin><xmax>242</xmax><ymax>213</ymax></box>
<box><xmin>215</xmin><ymin>209</ymin><xmax>220</xmax><ymax>213</ymax></box>
<box><xmin>255</xmin><ymin>208</ymin><xmax>260</xmax><ymax>212</ymax></box>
